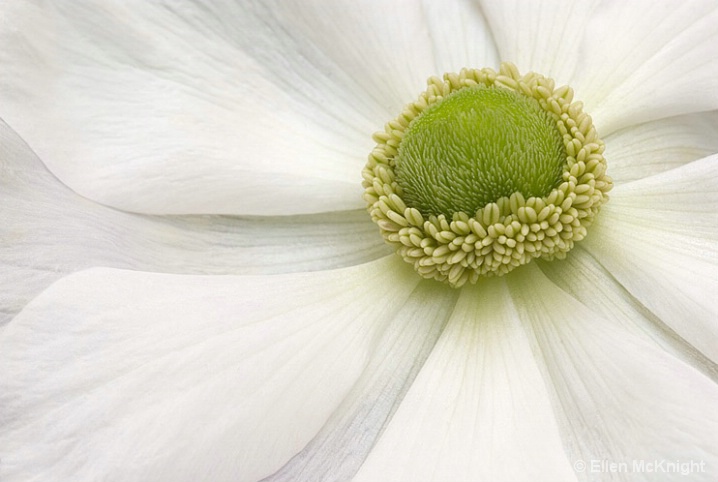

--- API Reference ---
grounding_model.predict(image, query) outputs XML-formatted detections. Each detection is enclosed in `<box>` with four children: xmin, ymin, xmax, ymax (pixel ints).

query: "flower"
<box><xmin>1</xmin><ymin>1</ymin><xmax>718</xmax><ymax>481</ymax></box>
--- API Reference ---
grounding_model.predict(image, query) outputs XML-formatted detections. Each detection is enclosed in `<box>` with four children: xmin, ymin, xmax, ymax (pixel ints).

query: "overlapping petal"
<box><xmin>539</xmin><ymin>249</ymin><xmax>718</xmax><ymax>383</ymax></box>
<box><xmin>604</xmin><ymin>111</ymin><xmax>718</xmax><ymax>184</ymax></box>
<box><xmin>354</xmin><ymin>280</ymin><xmax>576</xmax><ymax>481</ymax></box>
<box><xmin>420</xmin><ymin>0</ymin><xmax>498</xmax><ymax>74</ymax></box>
<box><xmin>0</xmin><ymin>119</ymin><xmax>388</xmax><ymax>325</ymax></box>
<box><xmin>354</xmin><ymin>263</ymin><xmax>718</xmax><ymax>481</ymax></box>
<box><xmin>0</xmin><ymin>257</ymin><xmax>426</xmax><ymax>482</ymax></box>
<box><xmin>479</xmin><ymin>0</ymin><xmax>718</xmax><ymax>134</ymax></box>
<box><xmin>578</xmin><ymin>0</ymin><xmax>718</xmax><ymax>132</ymax></box>
<box><xmin>268</xmin><ymin>282</ymin><xmax>459</xmax><ymax>482</ymax></box>
<box><xmin>509</xmin><ymin>266</ymin><xmax>718</xmax><ymax>481</ymax></box>
<box><xmin>0</xmin><ymin>0</ymin><xmax>442</xmax><ymax>215</ymax></box>
<box><xmin>583</xmin><ymin>154</ymin><xmax>718</xmax><ymax>363</ymax></box>
<box><xmin>478</xmin><ymin>0</ymin><xmax>597</xmax><ymax>84</ymax></box>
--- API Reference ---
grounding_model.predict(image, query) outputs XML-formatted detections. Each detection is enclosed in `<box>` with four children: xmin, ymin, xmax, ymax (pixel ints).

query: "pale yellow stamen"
<box><xmin>362</xmin><ymin>62</ymin><xmax>612</xmax><ymax>287</ymax></box>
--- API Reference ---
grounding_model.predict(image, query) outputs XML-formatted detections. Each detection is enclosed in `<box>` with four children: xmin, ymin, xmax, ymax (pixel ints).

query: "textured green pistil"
<box><xmin>395</xmin><ymin>86</ymin><xmax>566</xmax><ymax>216</ymax></box>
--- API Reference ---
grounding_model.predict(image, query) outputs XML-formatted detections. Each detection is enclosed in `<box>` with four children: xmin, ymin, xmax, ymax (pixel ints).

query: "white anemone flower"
<box><xmin>1</xmin><ymin>1</ymin><xmax>718</xmax><ymax>481</ymax></box>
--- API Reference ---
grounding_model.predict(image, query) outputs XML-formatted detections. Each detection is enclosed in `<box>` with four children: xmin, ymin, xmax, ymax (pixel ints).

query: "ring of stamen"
<box><xmin>362</xmin><ymin>62</ymin><xmax>613</xmax><ymax>287</ymax></box>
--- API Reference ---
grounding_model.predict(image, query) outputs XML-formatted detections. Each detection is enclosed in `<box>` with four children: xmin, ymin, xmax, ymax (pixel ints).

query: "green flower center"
<box><xmin>396</xmin><ymin>86</ymin><xmax>566</xmax><ymax>217</ymax></box>
<box><xmin>362</xmin><ymin>63</ymin><xmax>613</xmax><ymax>287</ymax></box>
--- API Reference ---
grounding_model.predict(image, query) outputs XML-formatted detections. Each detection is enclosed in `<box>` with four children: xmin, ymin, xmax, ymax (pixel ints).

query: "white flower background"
<box><xmin>1</xmin><ymin>1</ymin><xmax>718</xmax><ymax>481</ymax></box>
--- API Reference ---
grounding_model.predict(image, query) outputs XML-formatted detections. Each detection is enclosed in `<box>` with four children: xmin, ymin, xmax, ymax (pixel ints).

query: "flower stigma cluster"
<box><xmin>363</xmin><ymin>62</ymin><xmax>613</xmax><ymax>287</ymax></box>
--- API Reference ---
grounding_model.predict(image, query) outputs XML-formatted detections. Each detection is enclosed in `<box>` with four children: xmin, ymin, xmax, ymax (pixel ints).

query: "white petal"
<box><xmin>477</xmin><ymin>0</ymin><xmax>598</xmax><ymax>84</ymax></box>
<box><xmin>0</xmin><ymin>257</ymin><xmax>421</xmax><ymax>482</ymax></box>
<box><xmin>583</xmin><ymin>154</ymin><xmax>718</xmax><ymax>362</ymax></box>
<box><xmin>480</xmin><ymin>0</ymin><xmax>718</xmax><ymax>134</ymax></box>
<box><xmin>578</xmin><ymin>0</ymin><xmax>718</xmax><ymax>133</ymax></box>
<box><xmin>421</xmin><ymin>0</ymin><xmax>499</xmax><ymax>73</ymax></box>
<box><xmin>0</xmin><ymin>119</ymin><xmax>388</xmax><ymax>325</ymax></box>
<box><xmin>354</xmin><ymin>279</ymin><xmax>576</xmax><ymax>482</ymax></box>
<box><xmin>268</xmin><ymin>282</ymin><xmax>459</xmax><ymax>482</ymax></box>
<box><xmin>509</xmin><ymin>265</ymin><xmax>718</xmax><ymax>478</ymax></box>
<box><xmin>604</xmin><ymin>111</ymin><xmax>718</xmax><ymax>184</ymax></box>
<box><xmin>0</xmin><ymin>0</ymin><xmax>438</xmax><ymax>215</ymax></box>
<box><xmin>539</xmin><ymin>249</ymin><xmax>718</xmax><ymax>382</ymax></box>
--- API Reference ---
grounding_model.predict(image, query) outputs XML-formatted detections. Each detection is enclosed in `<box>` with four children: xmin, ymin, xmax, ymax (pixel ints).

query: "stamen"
<box><xmin>362</xmin><ymin>62</ymin><xmax>612</xmax><ymax>287</ymax></box>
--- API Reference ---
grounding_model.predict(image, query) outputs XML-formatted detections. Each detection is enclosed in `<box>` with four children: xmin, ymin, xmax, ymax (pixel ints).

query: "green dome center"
<box><xmin>395</xmin><ymin>86</ymin><xmax>566</xmax><ymax>216</ymax></box>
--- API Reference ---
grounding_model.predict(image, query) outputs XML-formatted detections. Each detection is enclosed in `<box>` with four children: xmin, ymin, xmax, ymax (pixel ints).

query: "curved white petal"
<box><xmin>604</xmin><ymin>111</ymin><xmax>718</xmax><ymax>184</ymax></box>
<box><xmin>580</xmin><ymin>0</ymin><xmax>718</xmax><ymax>133</ymax></box>
<box><xmin>268</xmin><ymin>282</ymin><xmax>459</xmax><ymax>482</ymax></box>
<box><xmin>0</xmin><ymin>0</ymin><xmax>439</xmax><ymax>215</ymax></box>
<box><xmin>0</xmin><ymin>256</ymin><xmax>421</xmax><ymax>482</ymax></box>
<box><xmin>539</xmin><ymin>249</ymin><xmax>718</xmax><ymax>382</ymax></box>
<box><xmin>480</xmin><ymin>0</ymin><xmax>718</xmax><ymax>134</ymax></box>
<box><xmin>354</xmin><ymin>279</ymin><xmax>576</xmax><ymax>482</ymax></box>
<box><xmin>0</xmin><ymin>119</ymin><xmax>388</xmax><ymax>326</ymax></box>
<box><xmin>509</xmin><ymin>265</ymin><xmax>718</xmax><ymax>480</ymax></box>
<box><xmin>583</xmin><ymin>154</ymin><xmax>718</xmax><ymax>363</ymax></box>
<box><xmin>421</xmin><ymin>0</ymin><xmax>499</xmax><ymax>73</ymax></box>
<box><xmin>477</xmin><ymin>0</ymin><xmax>598</xmax><ymax>85</ymax></box>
